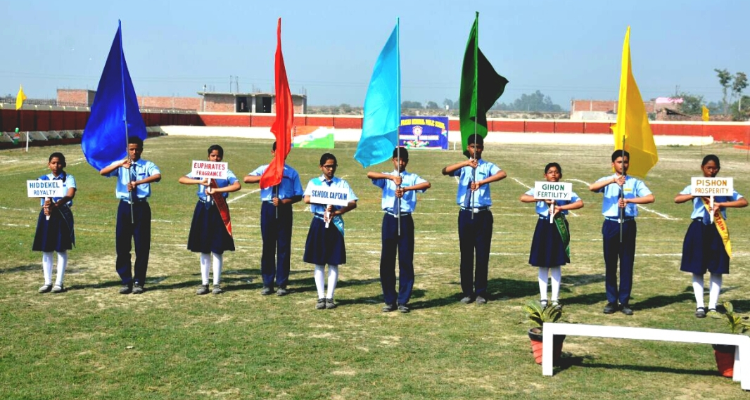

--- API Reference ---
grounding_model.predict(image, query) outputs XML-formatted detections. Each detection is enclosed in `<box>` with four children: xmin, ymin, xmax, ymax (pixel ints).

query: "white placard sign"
<box><xmin>191</xmin><ymin>160</ymin><xmax>228</xmax><ymax>180</ymax></box>
<box><xmin>691</xmin><ymin>177</ymin><xmax>733</xmax><ymax>196</ymax></box>
<box><xmin>308</xmin><ymin>185</ymin><xmax>351</xmax><ymax>207</ymax></box>
<box><xmin>533</xmin><ymin>181</ymin><xmax>573</xmax><ymax>200</ymax></box>
<box><xmin>27</xmin><ymin>180</ymin><xmax>65</xmax><ymax>198</ymax></box>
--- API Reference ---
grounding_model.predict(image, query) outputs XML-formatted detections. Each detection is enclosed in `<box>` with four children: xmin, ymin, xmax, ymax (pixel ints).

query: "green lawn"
<box><xmin>1</xmin><ymin>137</ymin><xmax>749</xmax><ymax>399</ymax></box>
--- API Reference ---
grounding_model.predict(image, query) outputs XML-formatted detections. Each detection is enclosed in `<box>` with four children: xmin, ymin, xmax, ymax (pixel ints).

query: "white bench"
<box><xmin>542</xmin><ymin>323</ymin><xmax>750</xmax><ymax>390</ymax></box>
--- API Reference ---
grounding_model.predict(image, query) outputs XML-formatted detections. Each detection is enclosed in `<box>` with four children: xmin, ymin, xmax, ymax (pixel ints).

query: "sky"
<box><xmin>2</xmin><ymin>0</ymin><xmax>749</xmax><ymax>108</ymax></box>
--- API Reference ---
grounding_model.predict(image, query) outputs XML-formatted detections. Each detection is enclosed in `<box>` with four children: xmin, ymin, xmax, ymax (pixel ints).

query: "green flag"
<box><xmin>459</xmin><ymin>12</ymin><xmax>508</xmax><ymax>152</ymax></box>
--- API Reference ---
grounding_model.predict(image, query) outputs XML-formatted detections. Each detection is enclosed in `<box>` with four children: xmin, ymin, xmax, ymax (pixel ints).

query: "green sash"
<box><xmin>554</xmin><ymin>214</ymin><xmax>570</xmax><ymax>262</ymax></box>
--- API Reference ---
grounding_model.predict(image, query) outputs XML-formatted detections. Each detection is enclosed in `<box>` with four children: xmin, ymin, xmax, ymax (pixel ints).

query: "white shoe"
<box><xmin>38</xmin><ymin>284</ymin><xmax>52</xmax><ymax>293</ymax></box>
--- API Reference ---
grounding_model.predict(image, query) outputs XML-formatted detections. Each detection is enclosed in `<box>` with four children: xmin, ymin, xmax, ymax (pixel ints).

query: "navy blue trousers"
<box><xmin>260</xmin><ymin>202</ymin><xmax>293</xmax><ymax>288</ymax></box>
<box><xmin>602</xmin><ymin>219</ymin><xmax>637</xmax><ymax>305</ymax></box>
<box><xmin>116</xmin><ymin>201</ymin><xmax>151</xmax><ymax>286</ymax></box>
<box><xmin>380</xmin><ymin>214</ymin><xmax>415</xmax><ymax>306</ymax></box>
<box><xmin>458</xmin><ymin>210</ymin><xmax>493</xmax><ymax>297</ymax></box>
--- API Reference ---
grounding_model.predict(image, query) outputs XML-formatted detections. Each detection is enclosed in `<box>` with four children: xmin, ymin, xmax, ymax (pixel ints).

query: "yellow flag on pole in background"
<box><xmin>16</xmin><ymin>85</ymin><xmax>27</xmax><ymax>110</ymax></box>
<box><xmin>611</xmin><ymin>27</ymin><xmax>658</xmax><ymax>178</ymax></box>
<box><xmin>702</xmin><ymin>105</ymin><xmax>710</xmax><ymax>122</ymax></box>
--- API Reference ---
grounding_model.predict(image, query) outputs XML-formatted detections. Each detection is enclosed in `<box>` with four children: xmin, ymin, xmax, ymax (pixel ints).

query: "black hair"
<box><xmin>611</xmin><ymin>150</ymin><xmax>630</xmax><ymax>162</ymax></box>
<box><xmin>702</xmin><ymin>154</ymin><xmax>720</xmax><ymax>169</ymax></box>
<box><xmin>49</xmin><ymin>152</ymin><xmax>66</xmax><ymax>167</ymax></box>
<box><xmin>463</xmin><ymin>135</ymin><xmax>485</xmax><ymax>158</ymax></box>
<box><xmin>272</xmin><ymin>141</ymin><xmax>277</xmax><ymax>152</ymax></box>
<box><xmin>128</xmin><ymin>136</ymin><xmax>144</xmax><ymax>147</ymax></box>
<box><xmin>319</xmin><ymin>153</ymin><xmax>337</xmax><ymax>166</ymax></box>
<box><xmin>392</xmin><ymin>147</ymin><xmax>409</xmax><ymax>160</ymax></box>
<box><xmin>544</xmin><ymin>162</ymin><xmax>562</xmax><ymax>175</ymax></box>
<box><xmin>207</xmin><ymin>144</ymin><xmax>224</xmax><ymax>157</ymax></box>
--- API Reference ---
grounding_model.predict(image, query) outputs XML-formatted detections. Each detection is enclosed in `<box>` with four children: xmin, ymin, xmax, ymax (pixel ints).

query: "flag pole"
<box><xmin>396</xmin><ymin>19</ymin><xmax>401</xmax><ymax>237</ymax></box>
<box><xmin>396</xmin><ymin>146</ymin><xmax>401</xmax><ymax>237</ymax></box>
<box><xmin>119</xmin><ymin>20</ymin><xmax>134</xmax><ymax>224</ymax></box>
<box><xmin>619</xmin><ymin>136</ymin><xmax>625</xmax><ymax>243</ymax></box>
<box><xmin>470</xmin><ymin>12</ymin><xmax>479</xmax><ymax>221</ymax></box>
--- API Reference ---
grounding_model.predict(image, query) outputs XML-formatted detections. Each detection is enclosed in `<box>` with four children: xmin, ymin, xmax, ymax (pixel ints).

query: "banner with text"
<box><xmin>399</xmin><ymin>116</ymin><xmax>449</xmax><ymax>150</ymax></box>
<box><xmin>533</xmin><ymin>181</ymin><xmax>573</xmax><ymax>200</ymax></box>
<box><xmin>691</xmin><ymin>177</ymin><xmax>733</xmax><ymax>196</ymax></box>
<box><xmin>191</xmin><ymin>161</ymin><xmax>228</xmax><ymax>180</ymax></box>
<box><xmin>307</xmin><ymin>185</ymin><xmax>351</xmax><ymax>207</ymax></box>
<box><xmin>27</xmin><ymin>180</ymin><xmax>66</xmax><ymax>198</ymax></box>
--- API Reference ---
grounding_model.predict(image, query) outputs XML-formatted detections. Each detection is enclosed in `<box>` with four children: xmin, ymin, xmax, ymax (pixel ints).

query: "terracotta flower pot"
<box><xmin>712</xmin><ymin>344</ymin><xmax>735</xmax><ymax>378</ymax></box>
<box><xmin>528</xmin><ymin>328</ymin><xmax>565</xmax><ymax>365</ymax></box>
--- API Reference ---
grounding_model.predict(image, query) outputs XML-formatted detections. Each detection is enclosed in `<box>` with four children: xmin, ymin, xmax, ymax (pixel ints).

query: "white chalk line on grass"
<box><xmin>568</xmin><ymin>178</ymin><xmax>676</xmax><ymax>220</ymax></box>
<box><xmin>227</xmin><ymin>188</ymin><xmax>261</xmax><ymax>204</ymax></box>
<box><xmin>510</xmin><ymin>177</ymin><xmax>579</xmax><ymax>217</ymax></box>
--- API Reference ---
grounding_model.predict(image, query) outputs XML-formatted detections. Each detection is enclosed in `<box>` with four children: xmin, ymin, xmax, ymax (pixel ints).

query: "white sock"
<box><xmin>42</xmin><ymin>252</ymin><xmax>53</xmax><ymax>285</ymax></box>
<box><xmin>692</xmin><ymin>274</ymin><xmax>705</xmax><ymax>308</ymax></box>
<box><xmin>550</xmin><ymin>266</ymin><xmax>562</xmax><ymax>302</ymax></box>
<box><xmin>314</xmin><ymin>264</ymin><xmax>326</xmax><ymax>299</ymax></box>
<box><xmin>538</xmin><ymin>268</ymin><xmax>549</xmax><ymax>301</ymax></box>
<box><xmin>212</xmin><ymin>252</ymin><xmax>223</xmax><ymax>286</ymax></box>
<box><xmin>55</xmin><ymin>251</ymin><xmax>68</xmax><ymax>286</ymax></box>
<box><xmin>326</xmin><ymin>264</ymin><xmax>339</xmax><ymax>299</ymax></box>
<box><xmin>200</xmin><ymin>253</ymin><xmax>210</xmax><ymax>285</ymax></box>
<box><xmin>709</xmin><ymin>273</ymin><xmax>723</xmax><ymax>310</ymax></box>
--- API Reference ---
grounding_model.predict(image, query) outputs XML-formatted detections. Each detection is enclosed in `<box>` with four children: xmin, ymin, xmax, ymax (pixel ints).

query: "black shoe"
<box><xmin>460</xmin><ymin>296</ymin><xmax>473</xmax><ymax>304</ymax></box>
<box><xmin>382</xmin><ymin>303</ymin><xmax>396</xmax><ymax>312</ymax></box>
<box><xmin>398</xmin><ymin>304</ymin><xmax>410</xmax><ymax>313</ymax></box>
<box><xmin>261</xmin><ymin>286</ymin><xmax>273</xmax><ymax>296</ymax></box>
<box><xmin>316</xmin><ymin>298</ymin><xmax>326</xmax><ymax>310</ymax></box>
<box><xmin>132</xmin><ymin>284</ymin><xmax>144</xmax><ymax>295</ymax></box>
<box><xmin>475</xmin><ymin>296</ymin><xmax>487</xmax><ymax>305</ymax></box>
<box><xmin>276</xmin><ymin>287</ymin><xmax>288</xmax><ymax>296</ymax></box>
<box><xmin>119</xmin><ymin>284</ymin><xmax>132</xmax><ymax>295</ymax></box>
<box><xmin>196</xmin><ymin>285</ymin><xmax>209</xmax><ymax>295</ymax></box>
<box><xmin>603</xmin><ymin>302</ymin><xmax>617</xmax><ymax>314</ymax></box>
<box><xmin>620</xmin><ymin>304</ymin><xmax>633</xmax><ymax>315</ymax></box>
<box><xmin>326</xmin><ymin>298</ymin><xmax>337</xmax><ymax>309</ymax></box>
<box><xmin>695</xmin><ymin>306</ymin><xmax>707</xmax><ymax>318</ymax></box>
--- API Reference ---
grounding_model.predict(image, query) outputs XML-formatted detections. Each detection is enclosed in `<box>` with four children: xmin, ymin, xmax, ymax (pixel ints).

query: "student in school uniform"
<box><xmin>520</xmin><ymin>162</ymin><xmax>583</xmax><ymax>308</ymax></box>
<box><xmin>244</xmin><ymin>142</ymin><xmax>303</xmax><ymax>296</ymax></box>
<box><xmin>441</xmin><ymin>135</ymin><xmax>507</xmax><ymax>305</ymax></box>
<box><xmin>589</xmin><ymin>150</ymin><xmax>654</xmax><ymax>315</ymax></box>
<box><xmin>33</xmin><ymin>152</ymin><xmax>76</xmax><ymax>293</ymax></box>
<box><xmin>368</xmin><ymin>147</ymin><xmax>431</xmax><ymax>313</ymax></box>
<box><xmin>675</xmin><ymin>155</ymin><xmax>747</xmax><ymax>318</ymax></box>
<box><xmin>179</xmin><ymin>145</ymin><xmax>241</xmax><ymax>295</ymax></box>
<box><xmin>303</xmin><ymin>153</ymin><xmax>357</xmax><ymax>310</ymax></box>
<box><xmin>99</xmin><ymin>136</ymin><xmax>162</xmax><ymax>295</ymax></box>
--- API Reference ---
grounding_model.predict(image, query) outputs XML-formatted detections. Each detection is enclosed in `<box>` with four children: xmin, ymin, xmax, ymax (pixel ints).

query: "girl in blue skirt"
<box><xmin>303</xmin><ymin>153</ymin><xmax>357</xmax><ymax>309</ymax></box>
<box><xmin>520</xmin><ymin>163</ymin><xmax>583</xmax><ymax>307</ymax></box>
<box><xmin>179</xmin><ymin>145</ymin><xmax>240</xmax><ymax>295</ymax></box>
<box><xmin>675</xmin><ymin>155</ymin><xmax>747</xmax><ymax>318</ymax></box>
<box><xmin>33</xmin><ymin>152</ymin><xmax>76</xmax><ymax>293</ymax></box>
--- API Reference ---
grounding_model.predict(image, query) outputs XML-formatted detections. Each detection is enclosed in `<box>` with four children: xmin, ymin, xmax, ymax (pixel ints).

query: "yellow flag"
<box><xmin>702</xmin><ymin>105</ymin><xmax>710</xmax><ymax>122</ymax></box>
<box><xmin>15</xmin><ymin>85</ymin><xmax>27</xmax><ymax>110</ymax></box>
<box><xmin>611</xmin><ymin>27</ymin><xmax>658</xmax><ymax>178</ymax></box>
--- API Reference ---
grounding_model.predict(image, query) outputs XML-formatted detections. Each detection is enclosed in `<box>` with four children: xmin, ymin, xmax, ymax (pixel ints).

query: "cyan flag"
<box><xmin>354</xmin><ymin>21</ymin><xmax>400</xmax><ymax>168</ymax></box>
<box><xmin>82</xmin><ymin>20</ymin><xmax>147</xmax><ymax>171</ymax></box>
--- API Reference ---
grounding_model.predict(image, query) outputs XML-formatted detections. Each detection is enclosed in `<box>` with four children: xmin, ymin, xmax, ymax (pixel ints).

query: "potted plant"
<box><xmin>523</xmin><ymin>300</ymin><xmax>565</xmax><ymax>365</ymax></box>
<box><xmin>711</xmin><ymin>301</ymin><xmax>750</xmax><ymax>377</ymax></box>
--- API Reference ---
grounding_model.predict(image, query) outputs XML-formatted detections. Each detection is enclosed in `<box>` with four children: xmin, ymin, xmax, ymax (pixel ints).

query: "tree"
<box><xmin>502</xmin><ymin>90</ymin><xmax>563</xmax><ymax>112</ymax></box>
<box><xmin>401</xmin><ymin>101</ymin><xmax>423</xmax><ymax>109</ymax></box>
<box><xmin>676</xmin><ymin>92</ymin><xmax>704</xmax><ymax>115</ymax></box>
<box><xmin>733</xmin><ymin>72</ymin><xmax>748</xmax><ymax>111</ymax></box>
<box><xmin>426</xmin><ymin>101</ymin><xmax>439</xmax><ymax>109</ymax></box>
<box><xmin>443</xmin><ymin>99</ymin><xmax>454</xmax><ymax>109</ymax></box>
<box><xmin>715</xmin><ymin>68</ymin><xmax>732</xmax><ymax>114</ymax></box>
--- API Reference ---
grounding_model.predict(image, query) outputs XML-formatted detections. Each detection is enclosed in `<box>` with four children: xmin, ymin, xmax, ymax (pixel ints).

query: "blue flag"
<box><xmin>82</xmin><ymin>20</ymin><xmax>146</xmax><ymax>171</ymax></box>
<box><xmin>354</xmin><ymin>21</ymin><xmax>400</xmax><ymax>168</ymax></box>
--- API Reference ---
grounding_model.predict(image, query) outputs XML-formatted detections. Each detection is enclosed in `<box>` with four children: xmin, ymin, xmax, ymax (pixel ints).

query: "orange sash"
<box><xmin>209</xmin><ymin>180</ymin><xmax>233</xmax><ymax>237</ymax></box>
<box><xmin>701</xmin><ymin>197</ymin><xmax>731</xmax><ymax>258</ymax></box>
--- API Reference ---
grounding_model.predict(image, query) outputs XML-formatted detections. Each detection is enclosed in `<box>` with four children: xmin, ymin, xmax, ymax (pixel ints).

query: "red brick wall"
<box><xmin>138</xmin><ymin>96</ymin><xmax>201</xmax><ymax>111</ymax></box>
<box><xmin>57</xmin><ymin>89</ymin><xmax>93</xmax><ymax>106</ymax></box>
<box><xmin>572</xmin><ymin>100</ymin><xmax>655</xmax><ymax>114</ymax></box>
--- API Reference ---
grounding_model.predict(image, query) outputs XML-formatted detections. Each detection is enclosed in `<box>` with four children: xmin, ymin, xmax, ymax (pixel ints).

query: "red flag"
<box><xmin>260</xmin><ymin>18</ymin><xmax>294</xmax><ymax>189</ymax></box>
<box><xmin>208</xmin><ymin>180</ymin><xmax>233</xmax><ymax>236</ymax></box>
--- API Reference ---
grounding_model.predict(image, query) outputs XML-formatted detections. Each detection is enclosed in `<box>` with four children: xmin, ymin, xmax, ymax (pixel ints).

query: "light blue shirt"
<box><xmin>248</xmin><ymin>164</ymin><xmax>303</xmax><ymax>201</ymax></box>
<box><xmin>680</xmin><ymin>185</ymin><xmax>743</xmax><ymax>223</ymax></box>
<box><xmin>105</xmin><ymin>159</ymin><xmax>161</xmax><ymax>201</ymax></box>
<box><xmin>38</xmin><ymin>172</ymin><xmax>76</xmax><ymax>207</ymax></box>
<box><xmin>594</xmin><ymin>174</ymin><xmax>652</xmax><ymax>218</ymax></box>
<box><xmin>186</xmin><ymin>170</ymin><xmax>238</xmax><ymax>201</ymax></box>
<box><xmin>371</xmin><ymin>170</ymin><xmax>428</xmax><ymax>213</ymax></box>
<box><xmin>524</xmin><ymin>188</ymin><xmax>580</xmax><ymax>216</ymax></box>
<box><xmin>450</xmin><ymin>159</ymin><xmax>502</xmax><ymax>208</ymax></box>
<box><xmin>304</xmin><ymin>175</ymin><xmax>358</xmax><ymax>215</ymax></box>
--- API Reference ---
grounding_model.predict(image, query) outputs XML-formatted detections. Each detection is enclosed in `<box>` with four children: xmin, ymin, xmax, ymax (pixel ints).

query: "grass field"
<box><xmin>2</xmin><ymin>136</ymin><xmax>750</xmax><ymax>399</ymax></box>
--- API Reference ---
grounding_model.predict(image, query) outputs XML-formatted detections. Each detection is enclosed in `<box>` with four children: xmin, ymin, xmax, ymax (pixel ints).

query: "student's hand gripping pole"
<box><xmin>44</xmin><ymin>197</ymin><xmax>51</xmax><ymax>221</ymax></box>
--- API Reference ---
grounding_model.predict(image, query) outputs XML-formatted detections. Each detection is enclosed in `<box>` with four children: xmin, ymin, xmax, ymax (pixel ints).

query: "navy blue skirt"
<box><xmin>680</xmin><ymin>220</ymin><xmax>730</xmax><ymax>274</ymax></box>
<box><xmin>32</xmin><ymin>206</ymin><xmax>74</xmax><ymax>252</ymax></box>
<box><xmin>187</xmin><ymin>201</ymin><xmax>235</xmax><ymax>254</ymax></box>
<box><xmin>303</xmin><ymin>217</ymin><xmax>346</xmax><ymax>265</ymax></box>
<box><xmin>528</xmin><ymin>217</ymin><xmax>569</xmax><ymax>267</ymax></box>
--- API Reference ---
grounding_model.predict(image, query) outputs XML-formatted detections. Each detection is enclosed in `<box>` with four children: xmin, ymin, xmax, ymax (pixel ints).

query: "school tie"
<box><xmin>130</xmin><ymin>163</ymin><xmax>137</xmax><ymax>199</ymax></box>
<box><xmin>392</xmin><ymin>173</ymin><xmax>401</xmax><ymax>213</ymax></box>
